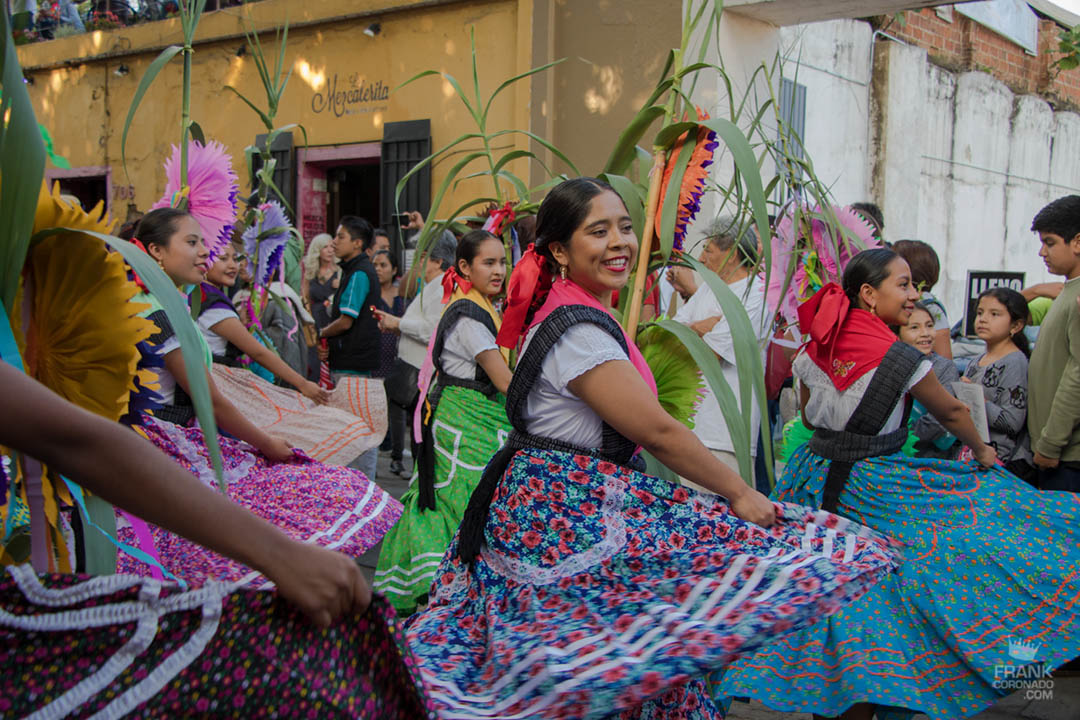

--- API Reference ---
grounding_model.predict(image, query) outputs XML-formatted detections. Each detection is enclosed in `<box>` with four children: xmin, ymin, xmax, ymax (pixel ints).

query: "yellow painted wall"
<box><xmin>19</xmin><ymin>0</ymin><xmax>531</xmax><ymax>226</ymax></box>
<box><xmin>549</xmin><ymin>0</ymin><xmax>681</xmax><ymax>176</ymax></box>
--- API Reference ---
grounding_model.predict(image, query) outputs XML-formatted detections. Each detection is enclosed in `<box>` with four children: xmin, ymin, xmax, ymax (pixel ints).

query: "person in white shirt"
<box><xmin>670</xmin><ymin>217</ymin><xmax>770</xmax><ymax>483</ymax></box>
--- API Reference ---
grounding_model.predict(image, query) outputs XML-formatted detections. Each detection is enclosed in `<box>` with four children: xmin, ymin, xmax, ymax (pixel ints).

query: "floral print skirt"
<box><xmin>404</xmin><ymin>448</ymin><xmax>899</xmax><ymax>719</ymax></box>
<box><xmin>116</xmin><ymin>415</ymin><xmax>402</xmax><ymax>587</ymax></box>
<box><xmin>717</xmin><ymin>447</ymin><xmax>1080</xmax><ymax>719</ymax></box>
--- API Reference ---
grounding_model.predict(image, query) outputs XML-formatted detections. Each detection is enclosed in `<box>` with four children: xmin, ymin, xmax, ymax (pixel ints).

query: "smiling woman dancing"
<box><xmin>400</xmin><ymin>178</ymin><xmax>900</xmax><ymax>719</ymax></box>
<box><xmin>115</xmin><ymin>207</ymin><xmax>401</xmax><ymax>587</ymax></box>
<box><xmin>718</xmin><ymin>249</ymin><xmax>1080</xmax><ymax>720</ymax></box>
<box><xmin>376</xmin><ymin>230</ymin><xmax>514</xmax><ymax>615</ymax></box>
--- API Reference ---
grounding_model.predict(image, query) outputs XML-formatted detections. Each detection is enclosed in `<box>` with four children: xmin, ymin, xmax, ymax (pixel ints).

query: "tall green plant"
<box><xmin>392</xmin><ymin>27</ymin><xmax>574</xmax><ymax>266</ymax></box>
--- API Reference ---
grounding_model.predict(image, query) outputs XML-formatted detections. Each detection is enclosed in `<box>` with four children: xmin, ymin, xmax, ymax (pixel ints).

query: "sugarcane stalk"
<box><xmin>624</xmin><ymin>149</ymin><xmax>666</xmax><ymax>342</ymax></box>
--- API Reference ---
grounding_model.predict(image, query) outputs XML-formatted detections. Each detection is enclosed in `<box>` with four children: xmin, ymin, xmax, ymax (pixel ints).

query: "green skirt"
<box><xmin>375</xmin><ymin>385</ymin><xmax>510</xmax><ymax>614</ymax></box>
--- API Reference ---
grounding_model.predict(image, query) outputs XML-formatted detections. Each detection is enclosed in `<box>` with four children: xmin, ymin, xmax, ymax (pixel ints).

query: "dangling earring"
<box><xmin>559</xmin><ymin>264</ymin><xmax>568</xmax><ymax>280</ymax></box>
<box><xmin>870</xmin><ymin>304</ymin><xmax>878</xmax><ymax>317</ymax></box>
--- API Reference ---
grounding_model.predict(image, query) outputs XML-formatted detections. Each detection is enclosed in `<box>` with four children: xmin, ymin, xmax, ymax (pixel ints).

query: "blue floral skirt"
<box><xmin>403</xmin><ymin>448</ymin><xmax>898</xmax><ymax>719</ymax></box>
<box><xmin>717</xmin><ymin>446</ymin><xmax>1080</xmax><ymax>719</ymax></box>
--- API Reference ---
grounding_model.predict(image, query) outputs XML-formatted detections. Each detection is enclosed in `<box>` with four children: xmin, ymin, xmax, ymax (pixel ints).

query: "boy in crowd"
<box><xmin>318</xmin><ymin>215</ymin><xmax>382</xmax><ymax>480</ymax></box>
<box><xmin>1028</xmin><ymin>195</ymin><xmax>1080</xmax><ymax>491</ymax></box>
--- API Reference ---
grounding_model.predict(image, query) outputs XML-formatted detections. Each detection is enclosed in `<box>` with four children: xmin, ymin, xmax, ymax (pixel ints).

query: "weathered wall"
<box><xmin>545</xmin><ymin>0</ymin><xmax>681</xmax><ymax>177</ymax></box>
<box><xmin>19</xmin><ymin>0</ymin><xmax>531</xmax><ymax>228</ymax></box>
<box><xmin>870</xmin><ymin>37</ymin><xmax>1080</xmax><ymax>321</ymax></box>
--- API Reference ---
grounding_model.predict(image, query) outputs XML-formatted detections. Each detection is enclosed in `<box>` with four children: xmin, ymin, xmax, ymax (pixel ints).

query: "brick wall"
<box><xmin>883</xmin><ymin>8</ymin><xmax>1080</xmax><ymax>108</ymax></box>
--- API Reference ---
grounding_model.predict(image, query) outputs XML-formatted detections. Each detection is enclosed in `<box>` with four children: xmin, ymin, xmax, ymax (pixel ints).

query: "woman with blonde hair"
<box><xmin>301</xmin><ymin>232</ymin><xmax>340</xmax><ymax>329</ymax></box>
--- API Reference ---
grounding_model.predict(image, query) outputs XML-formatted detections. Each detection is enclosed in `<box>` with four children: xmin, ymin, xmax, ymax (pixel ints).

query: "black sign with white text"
<box><xmin>964</xmin><ymin>270</ymin><xmax>1026</xmax><ymax>337</ymax></box>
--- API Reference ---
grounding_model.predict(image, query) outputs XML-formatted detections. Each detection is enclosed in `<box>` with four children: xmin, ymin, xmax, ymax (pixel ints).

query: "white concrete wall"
<box><xmin>777</xmin><ymin>20</ymin><xmax>873</xmax><ymax>204</ymax></box>
<box><xmin>875</xmin><ymin>44</ymin><xmax>1079</xmax><ymax>321</ymax></box>
<box><xmin>687</xmin><ymin>15</ymin><xmax>1080</xmax><ymax>327</ymax></box>
<box><xmin>787</xmin><ymin>22</ymin><xmax>1080</xmax><ymax>325</ymax></box>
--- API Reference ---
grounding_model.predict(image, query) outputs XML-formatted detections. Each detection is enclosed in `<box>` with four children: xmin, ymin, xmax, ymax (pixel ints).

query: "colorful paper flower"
<box><xmin>20</xmin><ymin>182</ymin><xmax>157</xmax><ymax>424</ymax></box>
<box><xmin>765</xmin><ymin>204</ymin><xmax>879</xmax><ymax>327</ymax></box>
<box><xmin>242</xmin><ymin>200</ymin><xmax>292</xmax><ymax>286</ymax></box>
<box><xmin>654</xmin><ymin>110</ymin><xmax>718</xmax><ymax>252</ymax></box>
<box><xmin>637</xmin><ymin>324</ymin><xmax>704</xmax><ymax>429</ymax></box>
<box><xmin>152</xmin><ymin>139</ymin><xmax>240</xmax><ymax>260</ymax></box>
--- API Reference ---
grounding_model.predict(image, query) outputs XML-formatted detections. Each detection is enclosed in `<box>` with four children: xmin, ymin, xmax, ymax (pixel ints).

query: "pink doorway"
<box><xmin>296</xmin><ymin>142</ymin><xmax>381</xmax><ymax>249</ymax></box>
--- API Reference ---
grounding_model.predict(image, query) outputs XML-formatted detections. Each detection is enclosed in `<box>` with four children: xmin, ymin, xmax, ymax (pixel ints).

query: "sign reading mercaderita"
<box><xmin>963</xmin><ymin>270</ymin><xmax>1025</xmax><ymax>337</ymax></box>
<box><xmin>311</xmin><ymin>74</ymin><xmax>390</xmax><ymax>117</ymax></box>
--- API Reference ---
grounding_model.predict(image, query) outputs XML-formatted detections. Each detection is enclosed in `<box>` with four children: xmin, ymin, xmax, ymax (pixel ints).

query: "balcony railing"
<box><xmin>11</xmin><ymin>0</ymin><xmax>266</xmax><ymax>44</ymax></box>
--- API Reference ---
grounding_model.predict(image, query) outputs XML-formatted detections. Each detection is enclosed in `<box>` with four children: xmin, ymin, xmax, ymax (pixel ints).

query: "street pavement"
<box><xmin>365</xmin><ymin>450</ymin><xmax>1080</xmax><ymax>719</ymax></box>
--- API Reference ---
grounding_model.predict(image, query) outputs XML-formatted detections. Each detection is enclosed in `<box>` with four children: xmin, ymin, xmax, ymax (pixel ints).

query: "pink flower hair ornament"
<box><xmin>152</xmin><ymin>140</ymin><xmax>240</xmax><ymax>261</ymax></box>
<box><xmin>765</xmin><ymin>204</ymin><xmax>879</xmax><ymax>328</ymax></box>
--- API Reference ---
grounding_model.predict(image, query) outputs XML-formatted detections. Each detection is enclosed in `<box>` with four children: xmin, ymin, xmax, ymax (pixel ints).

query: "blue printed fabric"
<box><xmin>403</xmin><ymin>448</ymin><xmax>899</xmax><ymax>719</ymax></box>
<box><xmin>717</xmin><ymin>446</ymin><xmax>1080</xmax><ymax>719</ymax></box>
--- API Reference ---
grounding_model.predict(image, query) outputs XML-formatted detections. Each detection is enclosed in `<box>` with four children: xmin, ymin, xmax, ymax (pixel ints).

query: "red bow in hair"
<box><xmin>482</xmin><ymin>201</ymin><xmax>516</xmax><ymax>237</ymax></box>
<box><xmin>798</xmin><ymin>283</ymin><xmax>898</xmax><ymax>391</ymax></box>
<box><xmin>129</xmin><ymin>237</ymin><xmax>151</xmax><ymax>292</ymax></box>
<box><xmin>441</xmin><ymin>266</ymin><xmax>473</xmax><ymax>303</ymax></box>
<box><xmin>495</xmin><ymin>243</ymin><xmax>553</xmax><ymax>349</ymax></box>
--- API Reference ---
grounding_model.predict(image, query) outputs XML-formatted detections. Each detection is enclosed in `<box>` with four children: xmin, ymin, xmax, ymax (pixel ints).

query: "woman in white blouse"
<box><xmin>400</xmin><ymin>178</ymin><xmax>900</xmax><ymax>719</ymax></box>
<box><xmin>375</xmin><ymin>230</ymin><xmax>513</xmax><ymax>615</ymax></box>
<box><xmin>721</xmin><ymin>249</ymin><xmax>1080</xmax><ymax>720</ymax></box>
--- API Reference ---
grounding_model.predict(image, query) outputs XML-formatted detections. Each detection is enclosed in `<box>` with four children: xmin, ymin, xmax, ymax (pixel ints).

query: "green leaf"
<box><xmin>492</xmin><ymin>149</ymin><xmax>539</xmax><ymax>176</ymax></box>
<box><xmin>487</xmin><ymin>129</ymin><xmax>580</xmax><ymax>175</ymax></box>
<box><xmin>481</xmin><ymin>58</ymin><xmax>566</xmax><ymax>124</ymax></box>
<box><xmin>121</xmin><ymin>45</ymin><xmax>183</xmax><ymax>183</ymax></box>
<box><xmin>393</xmin><ymin>131</ymin><xmax>484</xmax><ymax>205</ymax></box>
<box><xmin>603</xmin><ymin>105</ymin><xmax>665</xmax><ymax>175</ymax></box>
<box><xmin>657</xmin><ymin>127</ymin><xmax>697</xmax><ymax>260</ymax></box>
<box><xmin>188</xmin><ymin>120</ymin><xmax>205</xmax><ymax>145</ymax></box>
<box><xmin>601</xmin><ymin>173</ymin><xmax>646</xmax><ymax>242</ymax></box>
<box><xmin>654</xmin><ymin>318</ymin><xmax>753</xmax><ymax>481</ymax></box>
<box><xmin>700</xmin><ymin>117</ymin><xmax>772</xmax><ymax>287</ymax></box>
<box><xmin>224</xmin><ymin>85</ymin><xmax>273</xmax><ymax>130</ymax></box>
<box><xmin>684</xmin><ymin>254</ymin><xmax>774</xmax><ymax>483</ymax></box>
<box><xmin>35</xmin><ymin>227</ymin><xmax>225</xmax><ymax>489</ymax></box>
<box><xmin>0</xmin><ymin>8</ymin><xmax>47</xmax><ymax>314</ymax></box>
<box><xmin>654</xmin><ymin>121</ymin><xmax>698</xmax><ymax>149</ymax></box>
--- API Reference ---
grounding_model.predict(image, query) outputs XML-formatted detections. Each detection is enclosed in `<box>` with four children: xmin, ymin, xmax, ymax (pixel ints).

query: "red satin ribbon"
<box><xmin>483</xmin><ymin>201</ymin><xmax>516</xmax><ymax>236</ymax></box>
<box><xmin>798</xmin><ymin>283</ymin><xmax>898</xmax><ymax>391</ymax></box>
<box><xmin>441</xmin><ymin>267</ymin><xmax>473</xmax><ymax>303</ymax></box>
<box><xmin>129</xmin><ymin>237</ymin><xmax>151</xmax><ymax>292</ymax></box>
<box><xmin>495</xmin><ymin>243</ymin><xmax>553</xmax><ymax>349</ymax></box>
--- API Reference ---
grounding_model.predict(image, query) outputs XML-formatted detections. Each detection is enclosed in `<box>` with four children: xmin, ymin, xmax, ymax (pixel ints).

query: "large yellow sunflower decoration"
<box><xmin>1</xmin><ymin>181</ymin><xmax>157</xmax><ymax>571</ymax></box>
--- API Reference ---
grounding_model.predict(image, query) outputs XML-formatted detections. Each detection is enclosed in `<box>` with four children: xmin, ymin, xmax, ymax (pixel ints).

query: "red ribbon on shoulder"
<box><xmin>441</xmin><ymin>266</ymin><xmax>473</xmax><ymax>303</ymax></box>
<box><xmin>798</xmin><ymin>282</ymin><xmax>898</xmax><ymax>391</ymax></box>
<box><xmin>496</xmin><ymin>243</ymin><xmax>553</xmax><ymax>349</ymax></box>
<box><xmin>129</xmin><ymin>237</ymin><xmax>151</xmax><ymax>292</ymax></box>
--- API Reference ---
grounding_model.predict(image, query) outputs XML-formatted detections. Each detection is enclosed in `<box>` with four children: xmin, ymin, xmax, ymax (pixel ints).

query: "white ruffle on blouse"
<box><xmin>521</xmin><ymin>323</ymin><xmax>629</xmax><ymax>448</ymax></box>
<box><xmin>795</xmin><ymin>351</ymin><xmax>931</xmax><ymax>434</ymax></box>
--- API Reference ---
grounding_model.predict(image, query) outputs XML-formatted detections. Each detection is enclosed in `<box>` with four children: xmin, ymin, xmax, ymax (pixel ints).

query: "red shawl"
<box><xmin>797</xmin><ymin>283</ymin><xmax>897</xmax><ymax>391</ymax></box>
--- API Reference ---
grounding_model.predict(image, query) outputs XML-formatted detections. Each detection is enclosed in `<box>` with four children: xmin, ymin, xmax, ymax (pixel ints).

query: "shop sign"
<box><xmin>311</xmin><ymin>73</ymin><xmax>390</xmax><ymax>117</ymax></box>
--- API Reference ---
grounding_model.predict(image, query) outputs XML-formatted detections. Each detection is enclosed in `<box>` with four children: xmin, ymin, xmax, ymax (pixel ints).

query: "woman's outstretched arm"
<box><xmin>0</xmin><ymin>361</ymin><xmax>369</xmax><ymax>627</ymax></box>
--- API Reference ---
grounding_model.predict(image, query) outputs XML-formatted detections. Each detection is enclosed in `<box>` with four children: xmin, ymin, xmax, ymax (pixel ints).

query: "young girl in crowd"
<box><xmin>401</xmin><ymin>179</ymin><xmax>897</xmax><ymax>718</ymax></box>
<box><xmin>965</xmin><ymin>287</ymin><xmax>1034</xmax><ymax>482</ymax></box>
<box><xmin>375</xmin><ymin>230</ymin><xmax>514</xmax><ymax>614</ymax></box>
<box><xmin>372</xmin><ymin>249</ymin><xmax>408</xmax><ymax>475</ymax></box>
<box><xmin>199</xmin><ymin>242</ymin><xmax>328</xmax><ymax>402</ymax></box>
<box><xmin>893</xmin><ymin>239</ymin><xmax>952</xmax><ymax>358</ymax></box>
<box><xmin>117</xmin><ymin>207</ymin><xmax>401</xmax><ymax>586</ymax></box>
<box><xmin>897</xmin><ymin>301</ymin><xmax>961</xmax><ymax>458</ymax></box>
<box><xmin>719</xmin><ymin>248</ymin><xmax>1080</xmax><ymax>720</ymax></box>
